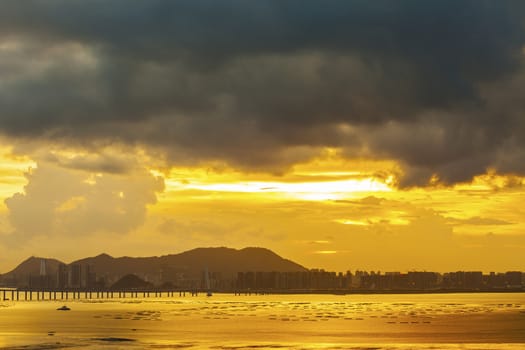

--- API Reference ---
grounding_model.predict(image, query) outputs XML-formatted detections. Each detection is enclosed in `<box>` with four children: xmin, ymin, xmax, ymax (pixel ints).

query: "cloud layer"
<box><xmin>5</xmin><ymin>160</ymin><xmax>164</xmax><ymax>241</ymax></box>
<box><xmin>1</xmin><ymin>1</ymin><xmax>525</xmax><ymax>184</ymax></box>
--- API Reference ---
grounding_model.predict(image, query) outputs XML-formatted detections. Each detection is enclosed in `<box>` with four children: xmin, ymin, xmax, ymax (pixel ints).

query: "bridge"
<box><xmin>0</xmin><ymin>288</ymin><xmax>215</xmax><ymax>301</ymax></box>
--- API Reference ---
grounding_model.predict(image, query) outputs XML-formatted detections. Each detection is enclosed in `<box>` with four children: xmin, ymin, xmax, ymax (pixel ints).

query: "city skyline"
<box><xmin>2</xmin><ymin>251</ymin><xmax>523</xmax><ymax>292</ymax></box>
<box><xmin>1</xmin><ymin>247</ymin><xmax>523</xmax><ymax>280</ymax></box>
<box><xmin>1</xmin><ymin>2</ymin><xmax>525</xmax><ymax>273</ymax></box>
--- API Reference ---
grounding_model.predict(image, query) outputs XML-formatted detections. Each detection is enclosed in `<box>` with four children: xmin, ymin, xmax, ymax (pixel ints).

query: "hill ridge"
<box><xmin>0</xmin><ymin>247</ymin><xmax>306</xmax><ymax>288</ymax></box>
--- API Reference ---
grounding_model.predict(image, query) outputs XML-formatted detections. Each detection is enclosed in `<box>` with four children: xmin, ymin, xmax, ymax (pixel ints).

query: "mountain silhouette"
<box><xmin>0</xmin><ymin>247</ymin><xmax>306</xmax><ymax>287</ymax></box>
<box><xmin>0</xmin><ymin>256</ymin><xmax>65</xmax><ymax>284</ymax></box>
<box><xmin>72</xmin><ymin>247</ymin><xmax>305</xmax><ymax>277</ymax></box>
<box><xmin>110</xmin><ymin>274</ymin><xmax>153</xmax><ymax>290</ymax></box>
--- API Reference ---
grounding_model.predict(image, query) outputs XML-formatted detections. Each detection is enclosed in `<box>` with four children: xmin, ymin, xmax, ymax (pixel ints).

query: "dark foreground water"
<box><xmin>0</xmin><ymin>293</ymin><xmax>524</xmax><ymax>349</ymax></box>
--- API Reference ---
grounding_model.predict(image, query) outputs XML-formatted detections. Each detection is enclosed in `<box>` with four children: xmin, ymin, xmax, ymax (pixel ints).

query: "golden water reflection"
<box><xmin>0</xmin><ymin>293</ymin><xmax>524</xmax><ymax>349</ymax></box>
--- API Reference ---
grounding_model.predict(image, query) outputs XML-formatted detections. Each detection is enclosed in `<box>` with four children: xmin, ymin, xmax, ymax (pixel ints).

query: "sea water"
<box><xmin>0</xmin><ymin>293</ymin><xmax>524</xmax><ymax>349</ymax></box>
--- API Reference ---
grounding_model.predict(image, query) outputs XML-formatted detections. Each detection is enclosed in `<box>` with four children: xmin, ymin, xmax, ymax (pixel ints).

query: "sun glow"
<box><xmin>165</xmin><ymin>178</ymin><xmax>392</xmax><ymax>201</ymax></box>
<box><xmin>159</xmin><ymin>150</ymin><xmax>396</xmax><ymax>202</ymax></box>
<box><xmin>0</xmin><ymin>143</ymin><xmax>525</xmax><ymax>273</ymax></box>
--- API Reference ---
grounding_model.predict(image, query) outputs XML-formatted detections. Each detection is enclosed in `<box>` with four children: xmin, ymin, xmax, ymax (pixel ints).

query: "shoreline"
<box><xmin>243</xmin><ymin>288</ymin><xmax>525</xmax><ymax>295</ymax></box>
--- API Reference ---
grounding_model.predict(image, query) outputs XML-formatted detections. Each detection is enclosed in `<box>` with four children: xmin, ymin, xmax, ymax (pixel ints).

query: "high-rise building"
<box><xmin>56</xmin><ymin>264</ymin><xmax>68</xmax><ymax>289</ymax></box>
<box><xmin>68</xmin><ymin>264</ymin><xmax>82</xmax><ymax>289</ymax></box>
<box><xmin>81</xmin><ymin>265</ymin><xmax>97</xmax><ymax>289</ymax></box>
<box><xmin>40</xmin><ymin>259</ymin><xmax>47</xmax><ymax>276</ymax></box>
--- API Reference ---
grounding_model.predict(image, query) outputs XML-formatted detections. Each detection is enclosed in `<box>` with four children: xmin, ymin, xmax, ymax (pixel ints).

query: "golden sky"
<box><xmin>1</xmin><ymin>2</ymin><xmax>525</xmax><ymax>273</ymax></box>
<box><xmin>1</xmin><ymin>145</ymin><xmax>524</xmax><ymax>273</ymax></box>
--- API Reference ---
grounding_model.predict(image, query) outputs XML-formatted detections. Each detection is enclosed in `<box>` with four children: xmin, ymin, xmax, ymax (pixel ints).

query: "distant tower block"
<box><xmin>40</xmin><ymin>258</ymin><xmax>47</xmax><ymax>276</ymax></box>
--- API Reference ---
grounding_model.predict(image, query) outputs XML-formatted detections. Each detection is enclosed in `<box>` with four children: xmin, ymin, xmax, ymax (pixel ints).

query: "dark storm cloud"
<box><xmin>1</xmin><ymin>0</ymin><xmax>525</xmax><ymax>184</ymax></box>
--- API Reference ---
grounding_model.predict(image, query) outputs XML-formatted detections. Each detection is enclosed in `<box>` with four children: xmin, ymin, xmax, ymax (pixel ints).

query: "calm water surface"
<box><xmin>0</xmin><ymin>293</ymin><xmax>524</xmax><ymax>349</ymax></box>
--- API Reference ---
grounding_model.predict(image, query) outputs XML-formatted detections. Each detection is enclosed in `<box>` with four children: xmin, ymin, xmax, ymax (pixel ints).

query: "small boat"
<box><xmin>56</xmin><ymin>305</ymin><xmax>70</xmax><ymax>311</ymax></box>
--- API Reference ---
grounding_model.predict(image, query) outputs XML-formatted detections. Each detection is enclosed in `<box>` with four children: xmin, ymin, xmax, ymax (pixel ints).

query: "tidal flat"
<box><xmin>0</xmin><ymin>293</ymin><xmax>524</xmax><ymax>349</ymax></box>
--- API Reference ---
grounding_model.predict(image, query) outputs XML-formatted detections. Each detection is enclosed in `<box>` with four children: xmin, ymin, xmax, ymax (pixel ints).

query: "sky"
<box><xmin>1</xmin><ymin>1</ymin><xmax>525</xmax><ymax>273</ymax></box>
